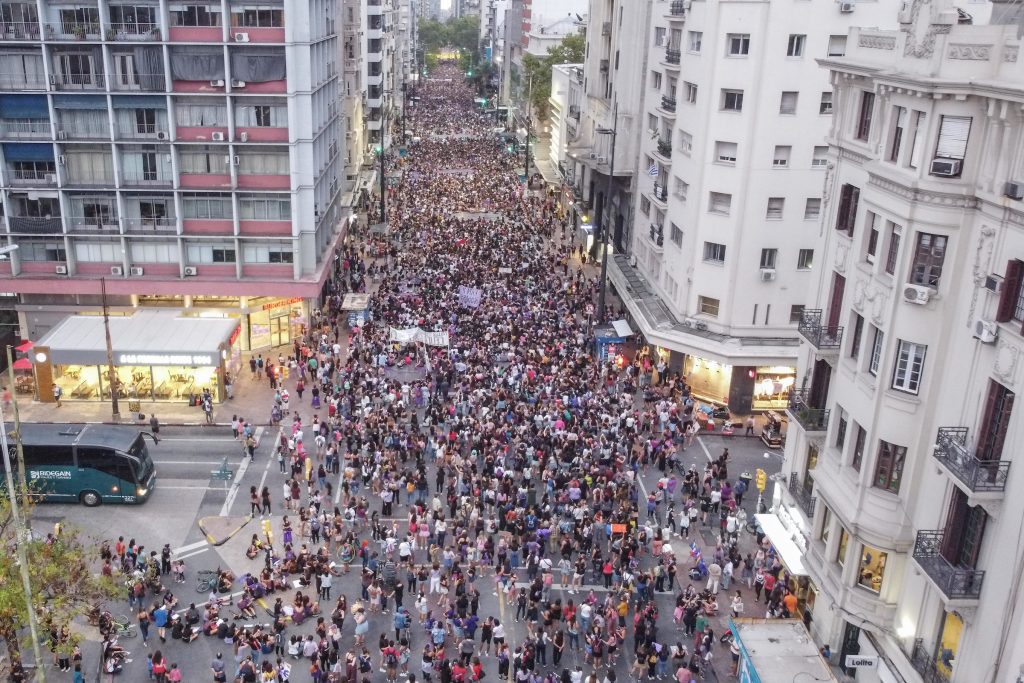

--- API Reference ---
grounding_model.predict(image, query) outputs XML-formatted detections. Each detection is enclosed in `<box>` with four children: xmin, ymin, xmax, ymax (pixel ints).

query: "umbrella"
<box><xmin>14</xmin><ymin>341</ymin><xmax>33</xmax><ymax>353</ymax></box>
<box><xmin>11</xmin><ymin>358</ymin><xmax>32</xmax><ymax>370</ymax></box>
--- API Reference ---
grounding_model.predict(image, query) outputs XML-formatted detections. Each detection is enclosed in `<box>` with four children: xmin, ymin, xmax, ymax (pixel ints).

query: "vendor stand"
<box><xmin>342</xmin><ymin>293</ymin><xmax>372</xmax><ymax>328</ymax></box>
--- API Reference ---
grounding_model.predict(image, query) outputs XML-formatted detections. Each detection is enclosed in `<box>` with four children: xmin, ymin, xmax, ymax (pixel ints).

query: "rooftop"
<box><xmin>730</xmin><ymin>619</ymin><xmax>835</xmax><ymax>683</ymax></box>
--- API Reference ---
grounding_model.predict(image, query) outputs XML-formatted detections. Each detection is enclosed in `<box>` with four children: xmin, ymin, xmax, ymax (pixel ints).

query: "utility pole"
<box><xmin>101</xmin><ymin>276</ymin><xmax>120</xmax><ymax>420</ymax></box>
<box><xmin>597</xmin><ymin>100</ymin><xmax>618</xmax><ymax>322</ymax></box>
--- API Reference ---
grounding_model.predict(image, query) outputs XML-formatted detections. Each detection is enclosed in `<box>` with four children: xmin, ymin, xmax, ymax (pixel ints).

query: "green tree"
<box><xmin>419</xmin><ymin>18</ymin><xmax>448</xmax><ymax>53</ymax></box>
<box><xmin>0</xmin><ymin>496</ymin><xmax>118</xmax><ymax>669</ymax></box>
<box><xmin>521</xmin><ymin>31</ymin><xmax>585</xmax><ymax>121</ymax></box>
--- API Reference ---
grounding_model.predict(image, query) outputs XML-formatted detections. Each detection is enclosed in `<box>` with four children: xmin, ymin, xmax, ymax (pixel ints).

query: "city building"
<box><xmin>0</xmin><ymin>0</ymin><xmax>348</xmax><ymax>357</ymax></box>
<box><xmin>342</xmin><ymin>0</ymin><xmax>368</xmax><ymax>207</ymax></box>
<box><xmin>608</xmin><ymin>0</ymin><xmax>899</xmax><ymax>414</ymax></box>
<box><xmin>364</xmin><ymin>0</ymin><xmax>403</xmax><ymax>150</ymax></box>
<box><xmin>775</xmin><ymin>2</ymin><xmax>1024</xmax><ymax>681</ymax></box>
<box><xmin>546</xmin><ymin>63</ymin><xmax>584</xmax><ymax>193</ymax></box>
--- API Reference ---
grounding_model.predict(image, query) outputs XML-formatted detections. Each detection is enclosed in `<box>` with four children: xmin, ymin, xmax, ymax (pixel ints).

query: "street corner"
<box><xmin>198</xmin><ymin>514</ymin><xmax>252</xmax><ymax>546</ymax></box>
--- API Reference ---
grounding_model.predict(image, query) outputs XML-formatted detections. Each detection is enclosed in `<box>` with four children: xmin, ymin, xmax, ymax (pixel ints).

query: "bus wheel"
<box><xmin>80</xmin><ymin>491</ymin><xmax>101</xmax><ymax>507</ymax></box>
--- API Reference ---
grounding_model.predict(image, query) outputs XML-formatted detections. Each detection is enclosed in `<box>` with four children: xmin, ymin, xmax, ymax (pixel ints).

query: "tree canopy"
<box><xmin>419</xmin><ymin>16</ymin><xmax>481</xmax><ymax>56</ymax></box>
<box><xmin>521</xmin><ymin>31</ymin><xmax>585</xmax><ymax>121</ymax></box>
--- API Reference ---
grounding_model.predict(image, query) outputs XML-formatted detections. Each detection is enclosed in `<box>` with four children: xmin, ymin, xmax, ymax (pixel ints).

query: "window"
<box><xmin>186</xmin><ymin>243</ymin><xmax>236</xmax><ymax>263</ymax></box>
<box><xmin>75</xmin><ymin>242</ymin><xmax>122</xmax><ymax>262</ymax></box>
<box><xmin>910</xmin><ymin>233</ymin><xmax>947</xmax><ymax>287</ymax></box>
<box><xmin>760</xmin><ymin>248</ymin><xmax>777</xmax><ymax>269</ymax></box>
<box><xmin>688</xmin><ymin>31</ymin><xmax>702</xmax><ymax>53</ymax></box>
<box><xmin>787</xmin><ymin>34</ymin><xmax>805</xmax><ymax>57</ymax></box>
<box><xmin>789</xmin><ymin>304</ymin><xmax>804</xmax><ymax>323</ymax></box>
<box><xmin>134</xmin><ymin>108</ymin><xmax>156</xmax><ymax>134</ymax></box>
<box><xmin>766</xmin><ymin>197</ymin><xmax>784</xmax><ymax>220</ymax></box>
<box><xmin>835</xmin><ymin>411</ymin><xmax>848</xmax><ymax>450</ymax></box>
<box><xmin>17</xmin><ymin>241</ymin><xmax>66</xmax><ymax>262</ymax></box>
<box><xmin>640</xmin><ymin>195</ymin><xmax>651</xmax><ymax>216</ymax></box>
<box><xmin>835</xmin><ymin>183</ymin><xmax>859</xmax><ymax>235</ymax></box>
<box><xmin>874</xmin><ymin>441</ymin><xmax>906</xmax><ymax>493</ymax></box>
<box><xmin>885</xmin><ymin>225</ymin><xmax>901</xmax><ymax>275</ymax></box>
<box><xmin>820</xmin><ymin>506</ymin><xmax>833</xmax><ymax>544</ymax></box>
<box><xmin>858</xmin><ymin>544</ymin><xmax>887</xmax><ymax>593</ymax></box>
<box><xmin>855</xmin><ymin>91</ymin><xmax>876</xmax><ymax>141</ymax></box>
<box><xmin>709</xmin><ymin>192</ymin><xmax>732</xmax><ymax>215</ymax></box>
<box><xmin>253</xmin><ymin>105</ymin><xmax>272</xmax><ymax>127</ymax></box>
<box><xmin>773</xmin><ymin>145</ymin><xmax>791</xmax><ymax>168</ymax></box>
<box><xmin>798</xmin><ymin>249</ymin><xmax>814</xmax><ymax>270</ymax></box>
<box><xmin>892</xmin><ymin>340</ymin><xmax>926</xmax><ymax>394</ymax></box>
<box><xmin>678</xmin><ymin>130</ymin><xmax>693</xmax><ymax>155</ymax></box>
<box><xmin>996</xmin><ymin>259</ymin><xmax>1024</xmax><ymax>324</ymax></box>
<box><xmin>888</xmin><ymin>106</ymin><xmax>907</xmax><ymax>162</ymax></box>
<box><xmin>243</xmin><ymin>243</ymin><xmax>294</xmax><ymax>263</ymax></box>
<box><xmin>779</xmin><ymin>92</ymin><xmax>798</xmax><ymax>115</ymax></box>
<box><xmin>715</xmin><ymin>141</ymin><xmax>737</xmax><ymax>164</ymax></box>
<box><xmin>130</xmin><ymin>242</ymin><xmax>178</xmax><ymax>263</ymax></box>
<box><xmin>721</xmin><ymin>89</ymin><xmax>744</xmax><ymax>112</ymax></box>
<box><xmin>684</xmin><ymin>82</ymin><xmax>698</xmax><ymax>104</ymax></box>
<box><xmin>852</xmin><ymin>425</ymin><xmax>866</xmax><ymax>471</ymax></box>
<box><xmin>673</xmin><ymin>177</ymin><xmax>689</xmax><ymax>200</ymax></box>
<box><xmin>654</xmin><ymin>27</ymin><xmax>666</xmax><ymax>47</ymax></box>
<box><xmin>170</xmin><ymin>4</ymin><xmax>222</xmax><ymax>26</ymax></box>
<box><xmin>698</xmin><ymin>296</ymin><xmax>720</xmax><ymax>317</ymax></box>
<box><xmin>908</xmin><ymin>111</ymin><xmax>927</xmax><ymax>168</ymax></box>
<box><xmin>703</xmin><ymin>241</ymin><xmax>727</xmax><ymax>263</ymax></box>
<box><xmin>849</xmin><ymin>313</ymin><xmax>864</xmax><ymax>359</ymax></box>
<box><xmin>869</xmin><ymin>327</ymin><xmax>884</xmax><ymax>376</ymax></box>
<box><xmin>819</xmin><ymin>91</ymin><xmax>833</xmax><ymax>115</ymax></box>
<box><xmin>651</xmin><ymin>71</ymin><xmax>662</xmax><ymax>89</ymax></box>
<box><xmin>837</xmin><ymin>527</ymin><xmax>850</xmax><ymax>566</ymax></box>
<box><xmin>727</xmin><ymin>33</ymin><xmax>750</xmax><ymax>56</ymax></box>
<box><xmin>827</xmin><ymin>34</ymin><xmax>847</xmax><ymax>56</ymax></box>
<box><xmin>669</xmin><ymin>223</ymin><xmax>683</xmax><ymax>247</ymax></box>
<box><xmin>977</xmin><ymin>380</ymin><xmax>1015</xmax><ymax>461</ymax></box>
<box><xmin>182</xmin><ymin>194</ymin><xmax>231</xmax><ymax>219</ymax></box>
<box><xmin>812</xmin><ymin>145</ymin><xmax>829</xmax><ymax>167</ymax></box>
<box><xmin>865</xmin><ymin>212</ymin><xmax>879</xmax><ymax>263</ymax></box>
<box><xmin>238</xmin><ymin>195</ymin><xmax>290</xmax><ymax>220</ymax></box>
<box><xmin>804</xmin><ymin>198</ymin><xmax>821</xmax><ymax>220</ymax></box>
<box><xmin>934</xmin><ymin>115</ymin><xmax>971</xmax><ymax>161</ymax></box>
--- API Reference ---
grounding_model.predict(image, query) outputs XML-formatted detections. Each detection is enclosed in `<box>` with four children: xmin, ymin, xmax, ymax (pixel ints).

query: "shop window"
<box><xmin>836</xmin><ymin>527</ymin><xmax>850</xmax><ymax>566</ymax></box>
<box><xmin>752</xmin><ymin>366</ymin><xmax>795</xmax><ymax>410</ymax></box>
<box><xmin>851</xmin><ymin>424</ymin><xmax>866</xmax><ymax>470</ymax></box>
<box><xmin>874</xmin><ymin>440</ymin><xmax>906</xmax><ymax>493</ymax></box>
<box><xmin>857</xmin><ymin>543</ymin><xmax>887</xmax><ymax>593</ymax></box>
<box><xmin>820</xmin><ymin>505</ymin><xmax>832</xmax><ymax>544</ymax></box>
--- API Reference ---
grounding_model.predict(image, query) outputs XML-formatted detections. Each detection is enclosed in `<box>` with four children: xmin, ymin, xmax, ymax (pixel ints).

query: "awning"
<box><xmin>112</xmin><ymin>95</ymin><xmax>167</xmax><ymax>109</ymax></box>
<box><xmin>341</xmin><ymin>293</ymin><xmax>371</xmax><ymax>311</ymax></box>
<box><xmin>612</xmin><ymin>319</ymin><xmax>634</xmax><ymax>337</ymax></box>
<box><xmin>0</xmin><ymin>95</ymin><xmax>48</xmax><ymax>119</ymax></box>
<box><xmin>755</xmin><ymin>514</ymin><xmax>807</xmax><ymax>576</ymax></box>
<box><xmin>14</xmin><ymin>341</ymin><xmax>34</xmax><ymax>353</ymax></box>
<box><xmin>11</xmin><ymin>358</ymin><xmax>31</xmax><ymax>371</ymax></box>
<box><xmin>2</xmin><ymin>143</ymin><xmax>54</xmax><ymax>162</ymax></box>
<box><xmin>52</xmin><ymin>95</ymin><xmax>109</xmax><ymax>110</ymax></box>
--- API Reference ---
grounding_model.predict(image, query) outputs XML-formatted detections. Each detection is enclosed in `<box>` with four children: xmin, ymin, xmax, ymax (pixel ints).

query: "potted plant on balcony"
<box><xmin>106</xmin><ymin>28</ymin><xmax>118</xmax><ymax>41</ymax></box>
<box><xmin>72</xmin><ymin>25</ymin><xmax>86</xmax><ymax>40</ymax></box>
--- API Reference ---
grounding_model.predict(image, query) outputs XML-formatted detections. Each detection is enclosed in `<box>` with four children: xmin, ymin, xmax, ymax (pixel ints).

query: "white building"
<box><xmin>608</xmin><ymin>0</ymin><xmax>900</xmax><ymax>414</ymax></box>
<box><xmin>777</xmin><ymin>2</ymin><xmax>1024</xmax><ymax>682</ymax></box>
<box><xmin>547</xmin><ymin>63</ymin><xmax>584</xmax><ymax>187</ymax></box>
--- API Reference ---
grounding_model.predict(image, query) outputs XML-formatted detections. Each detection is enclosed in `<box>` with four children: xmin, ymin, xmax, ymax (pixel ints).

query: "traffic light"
<box><xmin>374</xmin><ymin>144</ymin><xmax>383</xmax><ymax>154</ymax></box>
<box><xmin>755</xmin><ymin>468</ymin><xmax>767</xmax><ymax>492</ymax></box>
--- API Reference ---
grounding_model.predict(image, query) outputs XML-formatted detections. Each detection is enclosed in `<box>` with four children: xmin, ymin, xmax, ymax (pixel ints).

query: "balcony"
<box><xmin>47</xmin><ymin>23</ymin><xmax>101</xmax><ymax>40</ymax></box>
<box><xmin>652</xmin><ymin>183</ymin><xmax>667</xmax><ymax>202</ymax></box>
<box><xmin>668</xmin><ymin>0</ymin><xmax>687</xmax><ymax>16</ymax></box>
<box><xmin>786</xmin><ymin>389</ymin><xmax>829</xmax><ymax>433</ymax></box>
<box><xmin>787</xmin><ymin>473</ymin><xmax>816</xmax><ymax>518</ymax></box>
<box><xmin>53</xmin><ymin>72</ymin><xmax>106</xmax><ymax>90</ymax></box>
<box><xmin>932</xmin><ymin>427</ymin><xmax>1010</xmax><ymax>496</ymax></box>
<box><xmin>123</xmin><ymin>217</ymin><xmax>177</xmax><ymax>234</ymax></box>
<box><xmin>111</xmin><ymin>73</ymin><xmax>166</xmax><ymax>91</ymax></box>
<box><xmin>911</xmin><ymin>639</ymin><xmax>951</xmax><ymax>683</ymax></box>
<box><xmin>797</xmin><ymin>308</ymin><xmax>843</xmax><ymax>352</ymax></box>
<box><xmin>8</xmin><ymin>216</ymin><xmax>62</xmax><ymax>234</ymax></box>
<box><xmin>67</xmin><ymin>216</ymin><xmax>120</xmax><ymax>233</ymax></box>
<box><xmin>912</xmin><ymin>530</ymin><xmax>984</xmax><ymax>602</ymax></box>
<box><xmin>648</xmin><ymin>224</ymin><xmax>664</xmax><ymax>249</ymax></box>
<box><xmin>660</xmin><ymin>95</ymin><xmax>676</xmax><ymax>113</ymax></box>
<box><xmin>656</xmin><ymin>138</ymin><xmax>672</xmax><ymax>158</ymax></box>
<box><xmin>0</xmin><ymin>22</ymin><xmax>41</xmax><ymax>40</ymax></box>
<box><xmin>0</xmin><ymin>73</ymin><xmax>47</xmax><ymax>90</ymax></box>
<box><xmin>665</xmin><ymin>47</ymin><xmax>681</xmax><ymax>65</ymax></box>
<box><xmin>107</xmin><ymin>23</ymin><xmax>162</xmax><ymax>41</ymax></box>
<box><xmin>8</xmin><ymin>168</ymin><xmax>56</xmax><ymax>186</ymax></box>
<box><xmin>1</xmin><ymin>119</ymin><xmax>51</xmax><ymax>138</ymax></box>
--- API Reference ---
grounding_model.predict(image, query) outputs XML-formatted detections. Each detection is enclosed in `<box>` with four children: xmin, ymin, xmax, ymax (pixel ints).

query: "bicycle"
<box><xmin>196</xmin><ymin>569</ymin><xmax>219</xmax><ymax>593</ymax></box>
<box><xmin>109</xmin><ymin>614</ymin><xmax>138</xmax><ymax>639</ymax></box>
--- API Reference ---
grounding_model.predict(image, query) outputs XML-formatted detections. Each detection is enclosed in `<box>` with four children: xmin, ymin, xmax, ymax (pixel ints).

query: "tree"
<box><xmin>418</xmin><ymin>19</ymin><xmax>448</xmax><ymax>53</ymax></box>
<box><xmin>0</xmin><ymin>495</ymin><xmax>118</xmax><ymax>670</ymax></box>
<box><xmin>521</xmin><ymin>31</ymin><xmax>585</xmax><ymax>121</ymax></box>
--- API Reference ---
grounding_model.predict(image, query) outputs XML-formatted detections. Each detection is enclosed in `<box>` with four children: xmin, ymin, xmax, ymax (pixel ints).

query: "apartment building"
<box><xmin>775</xmin><ymin>3</ymin><xmax>1024</xmax><ymax>681</ymax></box>
<box><xmin>342</xmin><ymin>0</ymin><xmax>366</xmax><ymax>201</ymax></box>
<box><xmin>547</xmin><ymin>62</ymin><xmax>583</xmax><ymax>185</ymax></box>
<box><xmin>0</xmin><ymin>0</ymin><xmax>349</xmax><ymax>353</ymax></box>
<box><xmin>607</xmin><ymin>0</ymin><xmax>898</xmax><ymax>414</ymax></box>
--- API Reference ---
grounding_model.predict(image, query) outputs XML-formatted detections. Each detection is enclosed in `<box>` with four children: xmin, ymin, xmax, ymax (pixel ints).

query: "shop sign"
<box><xmin>118</xmin><ymin>353</ymin><xmax>214</xmax><ymax>366</ymax></box>
<box><xmin>229</xmin><ymin>325</ymin><xmax>242</xmax><ymax>346</ymax></box>
<box><xmin>844</xmin><ymin>656</ymin><xmax>878</xmax><ymax>669</ymax></box>
<box><xmin>261</xmin><ymin>297</ymin><xmax>303</xmax><ymax>311</ymax></box>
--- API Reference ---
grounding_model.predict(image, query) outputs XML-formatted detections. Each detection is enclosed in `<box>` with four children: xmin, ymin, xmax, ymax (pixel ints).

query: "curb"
<box><xmin>198</xmin><ymin>515</ymin><xmax>253</xmax><ymax>546</ymax></box>
<box><xmin>11</xmin><ymin>420</ymin><xmax>255</xmax><ymax>427</ymax></box>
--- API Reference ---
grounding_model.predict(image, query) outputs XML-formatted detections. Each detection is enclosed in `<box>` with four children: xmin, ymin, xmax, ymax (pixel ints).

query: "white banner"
<box><xmin>390</xmin><ymin>327</ymin><xmax>450</xmax><ymax>347</ymax></box>
<box><xmin>389</xmin><ymin>327</ymin><xmax>420</xmax><ymax>343</ymax></box>
<box><xmin>419</xmin><ymin>330</ymin><xmax>450</xmax><ymax>347</ymax></box>
<box><xmin>458</xmin><ymin>285</ymin><xmax>483</xmax><ymax>308</ymax></box>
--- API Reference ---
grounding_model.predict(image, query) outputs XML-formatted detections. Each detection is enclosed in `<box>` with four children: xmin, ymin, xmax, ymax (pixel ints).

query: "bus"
<box><xmin>2</xmin><ymin>423</ymin><xmax>157</xmax><ymax>506</ymax></box>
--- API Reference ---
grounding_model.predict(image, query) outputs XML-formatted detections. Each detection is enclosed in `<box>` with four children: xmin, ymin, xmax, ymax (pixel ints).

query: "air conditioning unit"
<box><xmin>930</xmin><ymin>158</ymin><xmax>962</xmax><ymax>177</ymax></box>
<box><xmin>234</xmin><ymin>32</ymin><xmax>250</xmax><ymax>42</ymax></box>
<box><xmin>588</xmin><ymin>152</ymin><xmax>598</xmax><ymax>159</ymax></box>
<box><xmin>1004</xmin><ymin>180</ymin><xmax>1024</xmax><ymax>200</ymax></box>
<box><xmin>211</xmin><ymin>131</ymin><xmax>225</xmax><ymax>142</ymax></box>
<box><xmin>984</xmin><ymin>274</ymin><xmax>1004</xmax><ymax>294</ymax></box>
<box><xmin>57</xmin><ymin>131</ymin><xmax>68</xmax><ymax>140</ymax></box>
<box><xmin>973</xmin><ymin>318</ymin><xmax>998</xmax><ymax>343</ymax></box>
<box><xmin>156</xmin><ymin>131</ymin><xmax>168</xmax><ymax>141</ymax></box>
<box><xmin>110</xmin><ymin>266</ymin><xmax>123</xmax><ymax>276</ymax></box>
<box><xmin>903</xmin><ymin>283</ymin><xmax>932</xmax><ymax>305</ymax></box>
<box><xmin>839</xmin><ymin>1</ymin><xmax>855</xmax><ymax>12</ymax></box>
<box><xmin>210</xmin><ymin>79</ymin><xmax>225</xmax><ymax>87</ymax></box>
<box><xmin>129</xmin><ymin>266</ymin><xmax>144</xmax><ymax>276</ymax></box>
<box><xmin>239</xmin><ymin>131</ymin><xmax>249</xmax><ymax>142</ymax></box>
<box><xmin>232</xmin><ymin>80</ymin><xmax>246</xmax><ymax>88</ymax></box>
<box><xmin>55</xmin><ymin>265</ymin><xmax>68</xmax><ymax>275</ymax></box>
<box><xmin>760</xmin><ymin>268</ymin><xmax>777</xmax><ymax>282</ymax></box>
<box><xmin>183</xmin><ymin>266</ymin><xmax>198</xmax><ymax>276</ymax></box>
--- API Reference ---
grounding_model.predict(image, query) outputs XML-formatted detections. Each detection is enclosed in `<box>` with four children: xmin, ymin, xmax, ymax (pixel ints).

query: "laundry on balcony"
<box><xmin>230</xmin><ymin>48</ymin><xmax>286</xmax><ymax>82</ymax></box>
<box><xmin>169</xmin><ymin>47</ymin><xmax>226</xmax><ymax>80</ymax></box>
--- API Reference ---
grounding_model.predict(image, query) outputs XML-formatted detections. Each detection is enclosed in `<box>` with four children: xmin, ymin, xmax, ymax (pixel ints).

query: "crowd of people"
<box><xmin>81</xmin><ymin>62</ymin><xmax>806</xmax><ymax>683</ymax></box>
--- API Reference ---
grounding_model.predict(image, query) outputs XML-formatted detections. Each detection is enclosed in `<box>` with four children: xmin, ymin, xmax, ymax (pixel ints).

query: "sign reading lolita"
<box><xmin>389</xmin><ymin>327</ymin><xmax>450</xmax><ymax>347</ymax></box>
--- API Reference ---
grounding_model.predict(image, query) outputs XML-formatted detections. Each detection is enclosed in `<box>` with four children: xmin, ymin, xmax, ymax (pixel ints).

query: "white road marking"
<box><xmin>174</xmin><ymin>540</ymin><xmax>209</xmax><ymax>555</ymax></box>
<box><xmin>697</xmin><ymin>436</ymin><xmax>714</xmax><ymax>462</ymax></box>
<box><xmin>219</xmin><ymin>456</ymin><xmax>251</xmax><ymax>516</ymax></box>
<box><xmin>175</xmin><ymin>546</ymin><xmax>211</xmax><ymax>561</ymax></box>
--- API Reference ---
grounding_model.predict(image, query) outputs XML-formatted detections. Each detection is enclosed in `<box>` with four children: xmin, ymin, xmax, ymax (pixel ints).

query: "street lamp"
<box><xmin>596</xmin><ymin>100</ymin><xmax>618</xmax><ymax>322</ymax></box>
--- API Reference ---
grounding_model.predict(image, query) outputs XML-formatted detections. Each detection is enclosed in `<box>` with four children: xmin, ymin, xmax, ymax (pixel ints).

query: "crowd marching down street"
<box><xmin>82</xmin><ymin>61</ymin><xmax>802</xmax><ymax>683</ymax></box>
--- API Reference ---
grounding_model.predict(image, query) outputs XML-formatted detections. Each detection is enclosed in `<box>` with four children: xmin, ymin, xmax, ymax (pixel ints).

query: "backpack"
<box><xmin>386</xmin><ymin>650</ymin><xmax>398</xmax><ymax>667</ymax></box>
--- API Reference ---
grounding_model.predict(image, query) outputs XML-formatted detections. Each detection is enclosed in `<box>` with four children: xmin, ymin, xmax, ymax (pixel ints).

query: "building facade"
<box><xmin>608</xmin><ymin>0</ymin><xmax>899</xmax><ymax>413</ymax></box>
<box><xmin>0</xmin><ymin>0</ymin><xmax>349</xmax><ymax>351</ymax></box>
<box><xmin>777</xmin><ymin>3</ymin><xmax>1024</xmax><ymax>682</ymax></box>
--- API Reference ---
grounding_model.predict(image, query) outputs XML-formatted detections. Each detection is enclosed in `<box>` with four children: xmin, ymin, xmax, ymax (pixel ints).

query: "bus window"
<box><xmin>23</xmin><ymin>444</ymin><xmax>75</xmax><ymax>467</ymax></box>
<box><xmin>77</xmin><ymin>448</ymin><xmax>135</xmax><ymax>500</ymax></box>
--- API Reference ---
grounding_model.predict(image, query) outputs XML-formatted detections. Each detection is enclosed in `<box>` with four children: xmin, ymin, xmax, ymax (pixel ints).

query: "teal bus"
<box><xmin>3</xmin><ymin>423</ymin><xmax>156</xmax><ymax>506</ymax></box>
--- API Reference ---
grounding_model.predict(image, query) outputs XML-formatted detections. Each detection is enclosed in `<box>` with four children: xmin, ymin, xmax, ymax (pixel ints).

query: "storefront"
<box><xmin>751</xmin><ymin>366</ymin><xmax>797</xmax><ymax>410</ymax></box>
<box><xmin>247</xmin><ymin>297</ymin><xmax>306</xmax><ymax>349</ymax></box>
<box><xmin>755</xmin><ymin>512</ymin><xmax>818</xmax><ymax>624</ymax></box>
<box><xmin>684</xmin><ymin>355</ymin><xmax>797</xmax><ymax>414</ymax></box>
<box><xmin>32</xmin><ymin>311</ymin><xmax>239</xmax><ymax>404</ymax></box>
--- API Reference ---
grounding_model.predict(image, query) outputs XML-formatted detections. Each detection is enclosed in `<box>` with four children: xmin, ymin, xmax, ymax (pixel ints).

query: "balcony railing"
<box><xmin>0</xmin><ymin>73</ymin><xmax>48</xmax><ymax>89</ymax></box>
<box><xmin>932</xmin><ymin>427</ymin><xmax>1011</xmax><ymax>494</ymax></box>
<box><xmin>0</xmin><ymin>22</ymin><xmax>41</xmax><ymax>40</ymax></box>
<box><xmin>656</xmin><ymin>138</ymin><xmax>672</xmax><ymax>157</ymax></box>
<box><xmin>48</xmin><ymin>23</ymin><xmax>101</xmax><ymax>39</ymax></box>
<box><xmin>660</xmin><ymin>95</ymin><xmax>676</xmax><ymax>112</ymax></box>
<box><xmin>787</xmin><ymin>473</ymin><xmax>816</xmax><ymax>518</ymax></box>
<box><xmin>67</xmin><ymin>217</ymin><xmax>120</xmax><ymax>233</ymax></box>
<box><xmin>653</xmin><ymin>183</ymin><xmax>667</xmax><ymax>201</ymax></box>
<box><xmin>54</xmin><ymin>72</ymin><xmax>106</xmax><ymax>90</ymax></box>
<box><xmin>1</xmin><ymin>119</ymin><xmax>51</xmax><ymax>137</ymax></box>
<box><xmin>786</xmin><ymin>389</ymin><xmax>829</xmax><ymax>433</ymax></box>
<box><xmin>107</xmin><ymin>23</ymin><xmax>162</xmax><ymax>40</ymax></box>
<box><xmin>665</xmin><ymin>47</ymin><xmax>681</xmax><ymax>64</ymax></box>
<box><xmin>8</xmin><ymin>216</ymin><xmax>62</xmax><ymax>234</ymax></box>
<box><xmin>123</xmin><ymin>217</ymin><xmax>177</xmax><ymax>234</ymax></box>
<box><xmin>797</xmin><ymin>308</ymin><xmax>843</xmax><ymax>350</ymax></box>
<box><xmin>9</xmin><ymin>168</ymin><xmax>56</xmax><ymax>184</ymax></box>
<box><xmin>912</xmin><ymin>530</ymin><xmax>985</xmax><ymax>601</ymax></box>
<box><xmin>669</xmin><ymin>0</ymin><xmax>687</xmax><ymax>16</ymax></box>
<box><xmin>911</xmin><ymin>639</ymin><xmax>951</xmax><ymax>683</ymax></box>
<box><xmin>110</xmin><ymin>74</ymin><xmax>166</xmax><ymax>91</ymax></box>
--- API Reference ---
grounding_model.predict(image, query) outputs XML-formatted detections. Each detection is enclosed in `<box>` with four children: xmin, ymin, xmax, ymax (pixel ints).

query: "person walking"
<box><xmin>149</xmin><ymin>415</ymin><xmax>161</xmax><ymax>443</ymax></box>
<box><xmin>52</xmin><ymin>383</ymin><xmax>62</xmax><ymax>407</ymax></box>
<box><xmin>261</xmin><ymin>486</ymin><xmax>272</xmax><ymax>515</ymax></box>
<box><xmin>137</xmin><ymin>606</ymin><xmax>151</xmax><ymax>647</ymax></box>
<box><xmin>250</xmin><ymin>486</ymin><xmax>260</xmax><ymax>516</ymax></box>
<box><xmin>153</xmin><ymin>603</ymin><xmax>169</xmax><ymax>643</ymax></box>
